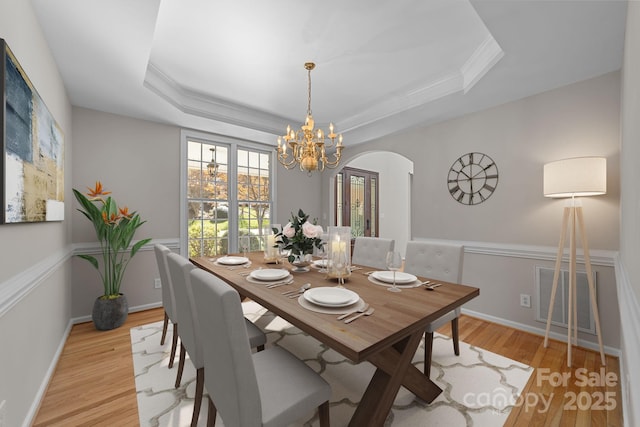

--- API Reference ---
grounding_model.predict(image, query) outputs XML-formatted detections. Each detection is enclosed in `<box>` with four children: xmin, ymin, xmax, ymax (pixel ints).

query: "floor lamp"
<box><xmin>542</xmin><ymin>157</ymin><xmax>607</xmax><ymax>367</ymax></box>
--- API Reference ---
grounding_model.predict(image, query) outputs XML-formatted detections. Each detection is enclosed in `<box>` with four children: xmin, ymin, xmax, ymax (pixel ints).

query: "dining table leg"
<box><xmin>348</xmin><ymin>330</ymin><xmax>426</xmax><ymax>427</ymax></box>
<box><xmin>369</xmin><ymin>350</ymin><xmax>443</xmax><ymax>404</ymax></box>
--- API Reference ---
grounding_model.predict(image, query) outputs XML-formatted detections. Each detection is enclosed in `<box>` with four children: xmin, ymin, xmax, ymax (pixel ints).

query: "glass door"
<box><xmin>335</xmin><ymin>167</ymin><xmax>379</xmax><ymax>238</ymax></box>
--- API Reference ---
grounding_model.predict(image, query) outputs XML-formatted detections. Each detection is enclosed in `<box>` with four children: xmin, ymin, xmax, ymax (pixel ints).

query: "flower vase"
<box><xmin>289</xmin><ymin>253</ymin><xmax>313</xmax><ymax>272</ymax></box>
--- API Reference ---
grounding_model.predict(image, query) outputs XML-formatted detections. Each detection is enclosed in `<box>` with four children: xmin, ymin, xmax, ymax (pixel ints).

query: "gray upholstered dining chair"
<box><xmin>153</xmin><ymin>244</ymin><xmax>179</xmax><ymax>368</ymax></box>
<box><xmin>351</xmin><ymin>236</ymin><xmax>395</xmax><ymax>269</ymax></box>
<box><xmin>403</xmin><ymin>240</ymin><xmax>464</xmax><ymax>378</ymax></box>
<box><xmin>189</xmin><ymin>267</ymin><xmax>331</xmax><ymax>427</ymax></box>
<box><xmin>166</xmin><ymin>252</ymin><xmax>267</xmax><ymax>427</ymax></box>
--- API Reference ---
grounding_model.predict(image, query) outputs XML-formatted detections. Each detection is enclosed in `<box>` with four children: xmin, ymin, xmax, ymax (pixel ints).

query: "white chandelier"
<box><xmin>276</xmin><ymin>62</ymin><xmax>344</xmax><ymax>174</ymax></box>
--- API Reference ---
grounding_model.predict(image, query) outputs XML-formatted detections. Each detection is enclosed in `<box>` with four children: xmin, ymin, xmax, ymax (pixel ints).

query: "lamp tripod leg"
<box><xmin>576</xmin><ymin>207</ymin><xmax>606</xmax><ymax>366</ymax></box>
<box><xmin>544</xmin><ymin>207</ymin><xmax>570</xmax><ymax>349</ymax></box>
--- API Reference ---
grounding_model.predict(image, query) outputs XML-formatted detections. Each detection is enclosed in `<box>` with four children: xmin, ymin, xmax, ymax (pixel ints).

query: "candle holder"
<box><xmin>263</xmin><ymin>224</ymin><xmax>280</xmax><ymax>263</ymax></box>
<box><xmin>327</xmin><ymin>226</ymin><xmax>351</xmax><ymax>284</ymax></box>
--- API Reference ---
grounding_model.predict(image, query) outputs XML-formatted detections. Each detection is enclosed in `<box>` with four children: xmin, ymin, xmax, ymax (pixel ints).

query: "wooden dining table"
<box><xmin>190</xmin><ymin>253</ymin><xmax>479</xmax><ymax>427</ymax></box>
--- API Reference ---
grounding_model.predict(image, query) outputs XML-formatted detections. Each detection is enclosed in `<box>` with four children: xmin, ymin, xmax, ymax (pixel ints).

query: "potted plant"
<box><xmin>274</xmin><ymin>209</ymin><xmax>324</xmax><ymax>272</ymax></box>
<box><xmin>73</xmin><ymin>182</ymin><xmax>152</xmax><ymax>330</ymax></box>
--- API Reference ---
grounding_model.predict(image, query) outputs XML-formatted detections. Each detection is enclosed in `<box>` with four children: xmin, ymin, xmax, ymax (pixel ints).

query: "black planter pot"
<box><xmin>92</xmin><ymin>293</ymin><xmax>128</xmax><ymax>330</ymax></box>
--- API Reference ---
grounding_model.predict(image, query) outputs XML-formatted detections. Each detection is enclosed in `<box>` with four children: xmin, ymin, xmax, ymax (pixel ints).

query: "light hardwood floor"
<box><xmin>33</xmin><ymin>308</ymin><xmax>623</xmax><ymax>426</ymax></box>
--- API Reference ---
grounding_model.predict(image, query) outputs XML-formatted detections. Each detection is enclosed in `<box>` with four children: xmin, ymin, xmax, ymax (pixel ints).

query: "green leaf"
<box><xmin>77</xmin><ymin>254</ymin><xmax>99</xmax><ymax>270</ymax></box>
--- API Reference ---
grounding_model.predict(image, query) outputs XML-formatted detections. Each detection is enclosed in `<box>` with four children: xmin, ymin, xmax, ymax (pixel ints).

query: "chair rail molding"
<box><xmin>0</xmin><ymin>239</ymin><xmax>180</xmax><ymax>319</ymax></box>
<box><xmin>0</xmin><ymin>247</ymin><xmax>72</xmax><ymax>318</ymax></box>
<box><xmin>413</xmin><ymin>237</ymin><xmax>616</xmax><ymax>267</ymax></box>
<box><xmin>72</xmin><ymin>238</ymin><xmax>179</xmax><ymax>256</ymax></box>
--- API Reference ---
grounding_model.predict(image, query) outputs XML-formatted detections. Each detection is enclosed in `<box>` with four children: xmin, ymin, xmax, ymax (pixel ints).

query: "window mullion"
<box><xmin>227</xmin><ymin>145</ymin><xmax>239</xmax><ymax>254</ymax></box>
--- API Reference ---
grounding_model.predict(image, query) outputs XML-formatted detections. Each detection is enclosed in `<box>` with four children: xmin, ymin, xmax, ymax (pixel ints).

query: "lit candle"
<box><xmin>266</xmin><ymin>234</ymin><xmax>276</xmax><ymax>258</ymax></box>
<box><xmin>331</xmin><ymin>235</ymin><xmax>342</xmax><ymax>253</ymax></box>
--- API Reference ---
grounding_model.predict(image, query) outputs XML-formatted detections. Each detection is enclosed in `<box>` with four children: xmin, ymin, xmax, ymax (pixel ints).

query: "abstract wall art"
<box><xmin>1</xmin><ymin>38</ymin><xmax>64</xmax><ymax>223</ymax></box>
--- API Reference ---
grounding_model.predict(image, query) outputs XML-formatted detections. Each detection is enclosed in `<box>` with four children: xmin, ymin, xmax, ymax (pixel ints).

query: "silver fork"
<box><xmin>344</xmin><ymin>308</ymin><xmax>375</xmax><ymax>324</ymax></box>
<box><xmin>337</xmin><ymin>303</ymin><xmax>370</xmax><ymax>321</ymax></box>
<box><xmin>265</xmin><ymin>278</ymin><xmax>294</xmax><ymax>288</ymax></box>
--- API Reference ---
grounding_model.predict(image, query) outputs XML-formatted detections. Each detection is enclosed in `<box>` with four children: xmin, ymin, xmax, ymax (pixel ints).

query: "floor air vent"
<box><xmin>535</xmin><ymin>266</ymin><xmax>597</xmax><ymax>335</ymax></box>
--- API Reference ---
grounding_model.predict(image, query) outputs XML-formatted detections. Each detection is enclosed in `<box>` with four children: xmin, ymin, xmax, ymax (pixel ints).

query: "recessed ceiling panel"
<box><xmin>148</xmin><ymin>0</ymin><xmax>493</xmax><ymax>124</ymax></box>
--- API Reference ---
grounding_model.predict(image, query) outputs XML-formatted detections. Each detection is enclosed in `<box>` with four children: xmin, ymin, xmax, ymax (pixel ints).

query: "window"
<box><xmin>181</xmin><ymin>132</ymin><xmax>274</xmax><ymax>257</ymax></box>
<box><xmin>237</xmin><ymin>149</ymin><xmax>272</xmax><ymax>252</ymax></box>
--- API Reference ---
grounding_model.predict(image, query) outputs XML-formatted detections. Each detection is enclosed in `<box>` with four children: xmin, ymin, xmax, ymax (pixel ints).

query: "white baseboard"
<box><xmin>71</xmin><ymin>301</ymin><xmax>164</xmax><ymax>325</ymax></box>
<box><xmin>461</xmin><ymin>308</ymin><xmax>620</xmax><ymax>357</ymax></box>
<box><xmin>22</xmin><ymin>319</ymin><xmax>73</xmax><ymax>427</ymax></box>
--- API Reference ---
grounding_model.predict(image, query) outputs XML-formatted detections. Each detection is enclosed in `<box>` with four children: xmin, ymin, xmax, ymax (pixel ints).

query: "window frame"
<box><xmin>180</xmin><ymin>129</ymin><xmax>277</xmax><ymax>256</ymax></box>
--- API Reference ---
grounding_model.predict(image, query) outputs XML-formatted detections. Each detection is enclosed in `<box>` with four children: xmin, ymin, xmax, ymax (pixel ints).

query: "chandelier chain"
<box><xmin>307</xmin><ymin>66</ymin><xmax>312</xmax><ymax>117</ymax></box>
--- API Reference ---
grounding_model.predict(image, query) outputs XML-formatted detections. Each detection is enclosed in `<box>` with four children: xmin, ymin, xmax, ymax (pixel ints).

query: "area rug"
<box><xmin>131</xmin><ymin>302</ymin><xmax>533</xmax><ymax>426</ymax></box>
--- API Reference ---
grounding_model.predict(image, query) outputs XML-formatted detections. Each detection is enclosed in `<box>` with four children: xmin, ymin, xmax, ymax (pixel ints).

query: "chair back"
<box><xmin>351</xmin><ymin>236</ymin><xmax>395</xmax><ymax>269</ymax></box>
<box><xmin>154</xmin><ymin>244</ymin><xmax>176</xmax><ymax>321</ymax></box>
<box><xmin>166</xmin><ymin>252</ymin><xmax>202</xmax><ymax>367</ymax></box>
<box><xmin>190</xmin><ymin>268</ymin><xmax>261</xmax><ymax>426</ymax></box>
<box><xmin>403</xmin><ymin>240</ymin><xmax>464</xmax><ymax>283</ymax></box>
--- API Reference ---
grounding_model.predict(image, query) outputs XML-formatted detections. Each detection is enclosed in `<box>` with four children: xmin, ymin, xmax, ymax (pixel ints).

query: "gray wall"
<box><xmin>71</xmin><ymin>108</ymin><xmax>323</xmax><ymax>318</ymax></box>
<box><xmin>619</xmin><ymin>3</ymin><xmax>640</xmax><ymax>426</ymax></box>
<box><xmin>325</xmin><ymin>72</ymin><xmax>621</xmax><ymax>352</ymax></box>
<box><xmin>1</xmin><ymin>3</ymin><xmax>638</xmax><ymax>426</ymax></box>
<box><xmin>0</xmin><ymin>1</ymin><xmax>73</xmax><ymax>426</ymax></box>
<box><xmin>71</xmin><ymin>108</ymin><xmax>180</xmax><ymax>317</ymax></box>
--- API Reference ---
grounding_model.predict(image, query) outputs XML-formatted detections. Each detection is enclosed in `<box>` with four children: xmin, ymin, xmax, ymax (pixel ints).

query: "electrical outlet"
<box><xmin>520</xmin><ymin>294</ymin><xmax>531</xmax><ymax>308</ymax></box>
<box><xmin>154</xmin><ymin>278</ymin><xmax>161</xmax><ymax>289</ymax></box>
<box><xmin>0</xmin><ymin>399</ymin><xmax>6</xmax><ymax>427</ymax></box>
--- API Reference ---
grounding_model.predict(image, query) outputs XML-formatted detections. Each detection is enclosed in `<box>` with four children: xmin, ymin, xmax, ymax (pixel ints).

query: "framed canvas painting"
<box><xmin>1</xmin><ymin>38</ymin><xmax>65</xmax><ymax>223</ymax></box>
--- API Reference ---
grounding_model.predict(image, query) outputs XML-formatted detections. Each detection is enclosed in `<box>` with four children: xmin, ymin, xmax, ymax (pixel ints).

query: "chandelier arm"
<box><xmin>322</xmin><ymin>149</ymin><xmax>343</xmax><ymax>168</ymax></box>
<box><xmin>278</xmin><ymin>154</ymin><xmax>299</xmax><ymax>169</ymax></box>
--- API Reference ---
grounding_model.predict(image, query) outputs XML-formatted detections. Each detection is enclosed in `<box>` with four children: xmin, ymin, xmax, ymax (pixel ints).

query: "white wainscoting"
<box><xmin>0</xmin><ymin>247</ymin><xmax>71</xmax><ymax>318</ymax></box>
<box><xmin>2</xmin><ymin>238</ymin><xmax>630</xmax><ymax>426</ymax></box>
<box><xmin>614</xmin><ymin>255</ymin><xmax>640</xmax><ymax>427</ymax></box>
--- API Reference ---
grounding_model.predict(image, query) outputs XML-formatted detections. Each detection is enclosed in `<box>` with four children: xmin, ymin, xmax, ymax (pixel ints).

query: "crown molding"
<box><xmin>143</xmin><ymin>63</ymin><xmax>287</xmax><ymax>135</ymax></box>
<box><xmin>461</xmin><ymin>35</ymin><xmax>504</xmax><ymax>93</ymax></box>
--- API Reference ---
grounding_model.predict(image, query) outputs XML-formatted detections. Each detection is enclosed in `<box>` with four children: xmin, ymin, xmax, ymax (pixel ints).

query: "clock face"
<box><xmin>447</xmin><ymin>152</ymin><xmax>498</xmax><ymax>205</ymax></box>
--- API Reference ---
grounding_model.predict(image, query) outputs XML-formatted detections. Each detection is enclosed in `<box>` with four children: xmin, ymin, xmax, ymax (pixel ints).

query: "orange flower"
<box><xmin>119</xmin><ymin>207</ymin><xmax>133</xmax><ymax>219</ymax></box>
<box><xmin>86</xmin><ymin>181</ymin><xmax>111</xmax><ymax>199</ymax></box>
<box><xmin>102</xmin><ymin>211</ymin><xmax>120</xmax><ymax>225</ymax></box>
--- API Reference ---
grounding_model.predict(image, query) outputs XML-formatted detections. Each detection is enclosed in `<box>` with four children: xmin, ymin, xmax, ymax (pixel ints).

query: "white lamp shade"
<box><xmin>543</xmin><ymin>157</ymin><xmax>606</xmax><ymax>198</ymax></box>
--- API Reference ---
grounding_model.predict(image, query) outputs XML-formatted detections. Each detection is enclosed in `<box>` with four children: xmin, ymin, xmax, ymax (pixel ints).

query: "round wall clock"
<box><xmin>447</xmin><ymin>152</ymin><xmax>498</xmax><ymax>205</ymax></box>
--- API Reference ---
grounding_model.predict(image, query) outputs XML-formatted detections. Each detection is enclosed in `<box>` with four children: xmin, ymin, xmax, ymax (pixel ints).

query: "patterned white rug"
<box><xmin>131</xmin><ymin>302</ymin><xmax>533</xmax><ymax>427</ymax></box>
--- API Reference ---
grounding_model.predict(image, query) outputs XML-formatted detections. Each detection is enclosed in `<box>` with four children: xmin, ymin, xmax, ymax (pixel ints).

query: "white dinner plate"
<box><xmin>304</xmin><ymin>287</ymin><xmax>359</xmax><ymax>307</ymax></box>
<box><xmin>250</xmin><ymin>268</ymin><xmax>290</xmax><ymax>281</ymax></box>
<box><xmin>371</xmin><ymin>271</ymin><xmax>417</xmax><ymax>284</ymax></box>
<box><xmin>216</xmin><ymin>256</ymin><xmax>249</xmax><ymax>265</ymax></box>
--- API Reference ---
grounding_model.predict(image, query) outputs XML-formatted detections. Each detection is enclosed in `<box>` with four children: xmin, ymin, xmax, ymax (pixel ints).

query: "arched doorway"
<box><xmin>331</xmin><ymin>151</ymin><xmax>413</xmax><ymax>256</ymax></box>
